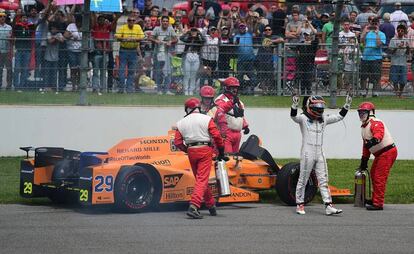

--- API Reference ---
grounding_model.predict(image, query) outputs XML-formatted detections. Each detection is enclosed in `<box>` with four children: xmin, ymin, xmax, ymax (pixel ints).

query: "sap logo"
<box><xmin>163</xmin><ymin>174</ymin><xmax>183</xmax><ymax>189</ymax></box>
<box><xmin>231</xmin><ymin>192</ymin><xmax>252</xmax><ymax>198</ymax></box>
<box><xmin>140</xmin><ymin>139</ymin><xmax>168</xmax><ymax>145</ymax></box>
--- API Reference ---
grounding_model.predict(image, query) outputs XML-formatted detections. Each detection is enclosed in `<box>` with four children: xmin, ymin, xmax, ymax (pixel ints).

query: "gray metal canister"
<box><xmin>354</xmin><ymin>170</ymin><xmax>366</xmax><ymax>207</ymax></box>
<box><xmin>215</xmin><ymin>160</ymin><xmax>231</xmax><ymax>197</ymax></box>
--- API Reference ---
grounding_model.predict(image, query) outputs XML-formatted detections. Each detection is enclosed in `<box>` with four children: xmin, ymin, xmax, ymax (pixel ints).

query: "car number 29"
<box><xmin>94</xmin><ymin>175</ymin><xmax>114</xmax><ymax>192</ymax></box>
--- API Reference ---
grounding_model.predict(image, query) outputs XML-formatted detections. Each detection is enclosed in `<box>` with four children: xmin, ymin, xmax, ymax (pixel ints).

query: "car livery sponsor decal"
<box><xmin>186</xmin><ymin>184</ymin><xmax>218</xmax><ymax>196</ymax></box>
<box><xmin>151</xmin><ymin>159</ymin><xmax>172</xmax><ymax>166</ymax></box>
<box><xmin>164</xmin><ymin>190</ymin><xmax>185</xmax><ymax>201</ymax></box>
<box><xmin>107</xmin><ymin>155</ymin><xmax>151</xmax><ymax>162</ymax></box>
<box><xmin>169</xmin><ymin>138</ymin><xmax>180</xmax><ymax>152</ymax></box>
<box><xmin>231</xmin><ymin>192</ymin><xmax>252</xmax><ymax>198</ymax></box>
<box><xmin>140</xmin><ymin>138</ymin><xmax>169</xmax><ymax>145</ymax></box>
<box><xmin>94</xmin><ymin>175</ymin><xmax>114</xmax><ymax>193</ymax></box>
<box><xmin>163</xmin><ymin>174</ymin><xmax>183</xmax><ymax>188</ymax></box>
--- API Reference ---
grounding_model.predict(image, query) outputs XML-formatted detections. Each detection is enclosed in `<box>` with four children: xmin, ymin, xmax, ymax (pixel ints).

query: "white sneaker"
<box><xmin>325</xmin><ymin>204</ymin><xmax>343</xmax><ymax>216</ymax></box>
<box><xmin>296</xmin><ymin>204</ymin><xmax>305</xmax><ymax>215</ymax></box>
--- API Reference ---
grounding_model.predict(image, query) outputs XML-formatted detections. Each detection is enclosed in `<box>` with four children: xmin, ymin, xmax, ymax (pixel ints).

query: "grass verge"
<box><xmin>1</xmin><ymin>157</ymin><xmax>413</xmax><ymax>205</ymax></box>
<box><xmin>0</xmin><ymin>91</ymin><xmax>413</xmax><ymax>109</ymax></box>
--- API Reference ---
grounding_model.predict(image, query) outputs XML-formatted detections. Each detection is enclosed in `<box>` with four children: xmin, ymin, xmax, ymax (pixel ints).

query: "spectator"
<box><xmin>322</xmin><ymin>12</ymin><xmax>335</xmax><ymax>45</ymax></box>
<box><xmin>349</xmin><ymin>11</ymin><xmax>361</xmax><ymax>38</ymax></box>
<box><xmin>356</xmin><ymin>5</ymin><xmax>376</xmax><ymax>30</ymax></box>
<box><xmin>339</xmin><ymin>19</ymin><xmax>357</xmax><ymax>91</ymax></box>
<box><xmin>91</xmin><ymin>14</ymin><xmax>118</xmax><ymax>95</ymax></box>
<box><xmin>234</xmin><ymin>23</ymin><xmax>256</xmax><ymax>95</ymax></box>
<box><xmin>131</xmin><ymin>8</ymin><xmax>144</xmax><ymax>27</ymax></box>
<box><xmin>190</xmin><ymin>5</ymin><xmax>208</xmax><ymax>29</ymax></box>
<box><xmin>172</xmin><ymin>11</ymin><xmax>187</xmax><ymax>56</ymax></box>
<box><xmin>142</xmin><ymin>0</ymin><xmax>153</xmax><ymax>17</ymax></box>
<box><xmin>380</xmin><ymin>13</ymin><xmax>395</xmax><ymax>46</ymax></box>
<box><xmin>180</xmin><ymin>27</ymin><xmax>205</xmax><ymax>95</ymax></box>
<box><xmin>360</xmin><ymin>17</ymin><xmax>386</xmax><ymax>97</ymax></box>
<box><xmin>64</xmin><ymin>15</ymin><xmax>82</xmax><ymax>91</ymax></box>
<box><xmin>408</xmin><ymin>13</ymin><xmax>414</xmax><ymax>79</ymax></box>
<box><xmin>298</xmin><ymin>17</ymin><xmax>317</xmax><ymax>42</ymax></box>
<box><xmin>286</xmin><ymin>5</ymin><xmax>306</xmax><ymax>23</ymax></box>
<box><xmin>0</xmin><ymin>11</ymin><xmax>12</xmax><ymax>89</ymax></box>
<box><xmin>115</xmin><ymin>15</ymin><xmax>145</xmax><ymax>93</ymax></box>
<box><xmin>314</xmin><ymin>12</ymin><xmax>329</xmax><ymax>34</ymax></box>
<box><xmin>296</xmin><ymin>32</ymin><xmax>318</xmax><ymax>95</ymax></box>
<box><xmin>256</xmin><ymin>25</ymin><xmax>284</xmax><ymax>94</ymax></box>
<box><xmin>246</xmin><ymin>11</ymin><xmax>263</xmax><ymax>38</ymax></box>
<box><xmin>48</xmin><ymin>9</ymin><xmax>69</xmax><ymax>90</ymax></box>
<box><xmin>44</xmin><ymin>22</ymin><xmax>64</xmax><ymax>90</ymax></box>
<box><xmin>270</xmin><ymin>3</ymin><xmax>286</xmax><ymax>37</ymax></box>
<box><xmin>150</xmin><ymin>15</ymin><xmax>177</xmax><ymax>95</ymax></box>
<box><xmin>390</xmin><ymin>2</ymin><xmax>409</xmax><ymax>29</ymax></box>
<box><xmin>285</xmin><ymin>10</ymin><xmax>301</xmax><ymax>43</ymax></box>
<box><xmin>388</xmin><ymin>24</ymin><xmax>410</xmax><ymax>98</ymax></box>
<box><xmin>149</xmin><ymin>5</ymin><xmax>160</xmax><ymax>28</ymax></box>
<box><xmin>200</xmin><ymin>26</ymin><xmax>219</xmax><ymax>87</ymax></box>
<box><xmin>217</xmin><ymin>9</ymin><xmax>233</xmax><ymax>35</ymax></box>
<box><xmin>267</xmin><ymin>4</ymin><xmax>278</xmax><ymax>21</ymax></box>
<box><xmin>217</xmin><ymin>26</ymin><xmax>233</xmax><ymax>79</ymax></box>
<box><xmin>13</xmin><ymin>13</ymin><xmax>36</xmax><ymax>91</ymax></box>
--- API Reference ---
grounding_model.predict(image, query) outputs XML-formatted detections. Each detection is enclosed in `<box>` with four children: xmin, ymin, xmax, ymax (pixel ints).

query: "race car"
<box><xmin>19</xmin><ymin>131</ymin><xmax>351</xmax><ymax>212</ymax></box>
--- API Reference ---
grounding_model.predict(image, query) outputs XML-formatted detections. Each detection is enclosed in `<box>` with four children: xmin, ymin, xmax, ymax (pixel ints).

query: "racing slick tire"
<box><xmin>114</xmin><ymin>165</ymin><xmax>161</xmax><ymax>212</ymax></box>
<box><xmin>276</xmin><ymin>162</ymin><xmax>318</xmax><ymax>206</ymax></box>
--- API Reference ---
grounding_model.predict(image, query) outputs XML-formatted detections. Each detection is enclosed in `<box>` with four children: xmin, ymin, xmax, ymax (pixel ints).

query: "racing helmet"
<box><xmin>200</xmin><ymin>85</ymin><xmax>215</xmax><ymax>98</ymax></box>
<box><xmin>358</xmin><ymin>102</ymin><xmax>375</xmax><ymax>122</ymax></box>
<box><xmin>222</xmin><ymin>77</ymin><xmax>240</xmax><ymax>87</ymax></box>
<box><xmin>184</xmin><ymin>97</ymin><xmax>201</xmax><ymax>114</ymax></box>
<box><xmin>306</xmin><ymin>95</ymin><xmax>325</xmax><ymax>119</ymax></box>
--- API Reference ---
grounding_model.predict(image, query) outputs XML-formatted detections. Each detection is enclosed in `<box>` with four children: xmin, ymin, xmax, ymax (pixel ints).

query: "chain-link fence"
<box><xmin>1</xmin><ymin>37</ymin><xmax>413</xmax><ymax>100</ymax></box>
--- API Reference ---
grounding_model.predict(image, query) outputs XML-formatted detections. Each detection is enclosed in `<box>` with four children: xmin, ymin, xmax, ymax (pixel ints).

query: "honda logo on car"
<box><xmin>163</xmin><ymin>174</ymin><xmax>183</xmax><ymax>188</ymax></box>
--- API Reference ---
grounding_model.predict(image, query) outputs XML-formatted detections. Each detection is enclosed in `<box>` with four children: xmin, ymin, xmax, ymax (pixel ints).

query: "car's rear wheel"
<box><xmin>114</xmin><ymin>165</ymin><xmax>161</xmax><ymax>212</ymax></box>
<box><xmin>276</xmin><ymin>162</ymin><xmax>318</xmax><ymax>206</ymax></box>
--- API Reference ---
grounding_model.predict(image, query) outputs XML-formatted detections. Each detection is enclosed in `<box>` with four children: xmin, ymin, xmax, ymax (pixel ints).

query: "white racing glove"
<box><xmin>291</xmin><ymin>95</ymin><xmax>300</xmax><ymax>109</ymax></box>
<box><xmin>343</xmin><ymin>94</ymin><xmax>352</xmax><ymax>110</ymax></box>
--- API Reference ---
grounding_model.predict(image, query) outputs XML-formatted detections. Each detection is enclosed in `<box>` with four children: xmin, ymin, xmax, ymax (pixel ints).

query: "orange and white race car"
<box><xmin>19</xmin><ymin>131</ymin><xmax>351</xmax><ymax>212</ymax></box>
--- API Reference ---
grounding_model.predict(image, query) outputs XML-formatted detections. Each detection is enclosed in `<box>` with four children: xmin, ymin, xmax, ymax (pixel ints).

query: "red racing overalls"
<box><xmin>213</xmin><ymin>93</ymin><xmax>248</xmax><ymax>153</ymax></box>
<box><xmin>174</xmin><ymin>112</ymin><xmax>224</xmax><ymax>209</ymax></box>
<box><xmin>361</xmin><ymin>117</ymin><xmax>398</xmax><ymax>208</ymax></box>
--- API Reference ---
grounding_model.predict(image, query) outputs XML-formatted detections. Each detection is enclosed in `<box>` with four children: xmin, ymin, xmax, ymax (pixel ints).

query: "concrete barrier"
<box><xmin>1</xmin><ymin>105</ymin><xmax>412</xmax><ymax>159</ymax></box>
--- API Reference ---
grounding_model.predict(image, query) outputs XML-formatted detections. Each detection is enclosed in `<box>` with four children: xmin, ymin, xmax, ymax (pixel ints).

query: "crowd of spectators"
<box><xmin>0</xmin><ymin>0</ymin><xmax>413</xmax><ymax>97</ymax></box>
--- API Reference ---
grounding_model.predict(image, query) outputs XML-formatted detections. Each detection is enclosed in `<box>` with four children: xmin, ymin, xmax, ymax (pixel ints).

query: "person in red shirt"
<box><xmin>214</xmin><ymin>77</ymin><xmax>249</xmax><ymax>153</ymax></box>
<box><xmin>358</xmin><ymin>102</ymin><xmax>398</xmax><ymax>211</ymax></box>
<box><xmin>174</xmin><ymin>97</ymin><xmax>225</xmax><ymax>219</ymax></box>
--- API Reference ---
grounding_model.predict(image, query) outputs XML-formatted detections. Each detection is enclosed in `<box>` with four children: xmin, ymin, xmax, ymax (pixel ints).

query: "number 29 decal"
<box><xmin>94</xmin><ymin>175</ymin><xmax>114</xmax><ymax>193</ymax></box>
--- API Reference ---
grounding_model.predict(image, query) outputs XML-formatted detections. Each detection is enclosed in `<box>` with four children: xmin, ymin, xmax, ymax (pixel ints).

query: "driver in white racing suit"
<box><xmin>291</xmin><ymin>94</ymin><xmax>352</xmax><ymax>215</ymax></box>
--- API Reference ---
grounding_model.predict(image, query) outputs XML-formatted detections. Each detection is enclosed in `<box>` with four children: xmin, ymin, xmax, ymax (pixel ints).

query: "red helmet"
<box><xmin>200</xmin><ymin>86</ymin><xmax>215</xmax><ymax>98</ymax></box>
<box><xmin>358</xmin><ymin>102</ymin><xmax>375</xmax><ymax>113</ymax></box>
<box><xmin>184</xmin><ymin>97</ymin><xmax>201</xmax><ymax>112</ymax></box>
<box><xmin>222</xmin><ymin>77</ymin><xmax>240</xmax><ymax>87</ymax></box>
<box><xmin>306</xmin><ymin>95</ymin><xmax>325</xmax><ymax>118</ymax></box>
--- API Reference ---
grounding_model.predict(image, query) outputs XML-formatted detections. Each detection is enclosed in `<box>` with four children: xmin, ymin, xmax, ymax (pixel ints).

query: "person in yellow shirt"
<box><xmin>115</xmin><ymin>16</ymin><xmax>144</xmax><ymax>93</ymax></box>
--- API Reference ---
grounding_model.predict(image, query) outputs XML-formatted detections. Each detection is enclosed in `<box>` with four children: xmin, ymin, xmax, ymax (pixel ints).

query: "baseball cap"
<box><xmin>292</xmin><ymin>5</ymin><xmax>300</xmax><ymax>9</ymax></box>
<box><xmin>252</xmin><ymin>11</ymin><xmax>260</xmax><ymax>17</ymax></box>
<box><xmin>190</xmin><ymin>27</ymin><xmax>199</xmax><ymax>31</ymax></box>
<box><xmin>395</xmin><ymin>2</ymin><xmax>401</xmax><ymax>6</ymax></box>
<box><xmin>321</xmin><ymin>13</ymin><xmax>330</xmax><ymax>18</ymax></box>
<box><xmin>239</xmin><ymin>23</ymin><xmax>247</xmax><ymax>28</ymax></box>
<box><xmin>0</xmin><ymin>10</ymin><xmax>6</xmax><ymax>17</ymax></box>
<box><xmin>209</xmin><ymin>26</ymin><xmax>217</xmax><ymax>31</ymax></box>
<box><xmin>303</xmin><ymin>31</ymin><xmax>311</xmax><ymax>36</ymax></box>
<box><xmin>221</xmin><ymin>26</ymin><xmax>228</xmax><ymax>30</ymax></box>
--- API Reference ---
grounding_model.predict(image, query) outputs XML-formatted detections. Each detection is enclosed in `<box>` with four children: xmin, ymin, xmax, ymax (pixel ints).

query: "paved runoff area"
<box><xmin>1</xmin><ymin>203</ymin><xmax>413</xmax><ymax>254</ymax></box>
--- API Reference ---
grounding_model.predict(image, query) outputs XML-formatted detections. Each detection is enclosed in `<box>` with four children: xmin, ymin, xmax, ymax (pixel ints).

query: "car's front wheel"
<box><xmin>114</xmin><ymin>165</ymin><xmax>161</xmax><ymax>212</ymax></box>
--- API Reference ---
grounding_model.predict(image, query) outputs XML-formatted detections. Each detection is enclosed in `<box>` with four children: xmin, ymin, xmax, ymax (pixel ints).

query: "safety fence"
<box><xmin>0</xmin><ymin>38</ymin><xmax>413</xmax><ymax>98</ymax></box>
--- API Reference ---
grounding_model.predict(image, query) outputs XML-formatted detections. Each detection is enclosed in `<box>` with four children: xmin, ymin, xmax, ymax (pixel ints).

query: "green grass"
<box><xmin>0</xmin><ymin>91</ymin><xmax>413</xmax><ymax>109</ymax></box>
<box><xmin>1</xmin><ymin>157</ymin><xmax>413</xmax><ymax>205</ymax></box>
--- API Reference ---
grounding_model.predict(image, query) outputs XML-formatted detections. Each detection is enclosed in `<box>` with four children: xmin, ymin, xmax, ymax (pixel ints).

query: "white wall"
<box><xmin>1</xmin><ymin>105</ymin><xmax>412</xmax><ymax>159</ymax></box>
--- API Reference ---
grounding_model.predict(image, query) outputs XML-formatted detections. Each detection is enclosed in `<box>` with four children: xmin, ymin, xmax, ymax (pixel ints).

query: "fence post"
<box><xmin>328</xmin><ymin>0</ymin><xmax>344</xmax><ymax>108</ymax></box>
<box><xmin>277</xmin><ymin>43</ymin><xmax>282</xmax><ymax>96</ymax></box>
<box><xmin>79</xmin><ymin>0</ymin><xmax>91</xmax><ymax>105</ymax></box>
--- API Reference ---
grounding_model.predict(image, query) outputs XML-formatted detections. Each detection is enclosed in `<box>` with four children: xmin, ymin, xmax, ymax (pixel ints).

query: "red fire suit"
<box><xmin>361</xmin><ymin>117</ymin><xmax>398</xmax><ymax>208</ymax></box>
<box><xmin>174</xmin><ymin>112</ymin><xmax>224</xmax><ymax>209</ymax></box>
<box><xmin>214</xmin><ymin>93</ymin><xmax>248</xmax><ymax>153</ymax></box>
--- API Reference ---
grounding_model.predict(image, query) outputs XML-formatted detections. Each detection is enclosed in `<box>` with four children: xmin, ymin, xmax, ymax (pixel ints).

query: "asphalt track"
<box><xmin>1</xmin><ymin>203</ymin><xmax>413</xmax><ymax>254</ymax></box>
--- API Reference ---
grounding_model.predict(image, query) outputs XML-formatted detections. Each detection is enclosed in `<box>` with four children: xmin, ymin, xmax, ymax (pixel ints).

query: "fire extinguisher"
<box><xmin>215</xmin><ymin>160</ymin><xmax>231</xmax><ymax>197</ymax></box>
<box><xmin>354</xmin><ymin>168</ymin><xmax>371</xmax><ymax>207</ymax></box>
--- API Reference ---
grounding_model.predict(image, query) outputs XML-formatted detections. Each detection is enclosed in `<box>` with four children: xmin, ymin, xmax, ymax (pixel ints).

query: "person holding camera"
<box><xmin>360</xmin><ymin>17</ymin><xmax>386</xmax><ymax>97</ymax></box>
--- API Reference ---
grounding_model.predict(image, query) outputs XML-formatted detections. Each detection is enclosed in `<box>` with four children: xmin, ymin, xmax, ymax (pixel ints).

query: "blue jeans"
<box><xmin>44</xmin><ymin>60</ymin><xmax>58</xmax><ymax>88</ymax></box>
<box><xmin>153</xmin><ymin>56</ymin><xmax>172</xmax><ymax>93</ymax></box>
<box><xmin>119</xmin><ymin>49</ymin><xmax>138</xmax><ymax>93</ymax></box>
<box><xmin>13</xmin><ymin>49</ymin><xmax>31</xmax><ymax>89</ymax></box>
<box><xmin>92</xmin><ymin>54</ymin><xmax>107</xmax><ymax>91</ymax></box>
<box><xmin>390</xmin><ymin>65</ymin><xmax>407</xmax><ymax>85</ymax></box>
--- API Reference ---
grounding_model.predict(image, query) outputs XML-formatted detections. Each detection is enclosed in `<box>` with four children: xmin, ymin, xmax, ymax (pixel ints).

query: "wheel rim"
<box><xmin>124</xmin><ymin>172</ymin><xmax>154</xmax><ymax>209</ymax></box>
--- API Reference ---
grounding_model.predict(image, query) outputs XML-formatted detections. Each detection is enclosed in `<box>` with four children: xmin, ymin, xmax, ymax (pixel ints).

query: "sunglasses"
<box><xmin>127</xmin><ymin>19</ymin><xmax>135</xmax><ymax>22</ymax></box>
<box><xmin>231</xmin><ymin>9</ymin><xmax>237</xmax><ymax>12</ymax></box>
<box><xmin>264</xmin><ymin>29</ymin><xmax>272</xmax><ymax>31</ymax></box>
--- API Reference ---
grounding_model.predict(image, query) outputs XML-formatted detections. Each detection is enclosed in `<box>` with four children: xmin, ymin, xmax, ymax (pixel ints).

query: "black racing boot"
<box><xmin>366</xmin><ymin>204</ymin><xmax>383</xmax><ymax>211</ymax></box>
<box><xmin>365</xmin><ymin>199</ymin><xmax>373</xmax><ymax>206</ymax></box>
<box><xmin>187</xmin><ymin>204</ymin><xmax>203</xmax><ymax>219</ymax></box>
<box><xmin>208</xmin><ymin>206</ymin><xmax>217</xmax><ymax>216</ymax></box>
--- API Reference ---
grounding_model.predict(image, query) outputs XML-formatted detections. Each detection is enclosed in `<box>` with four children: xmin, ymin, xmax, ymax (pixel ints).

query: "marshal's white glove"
<box><xmin>292</xmin><ymin>95</ymin><xmax>300</xmax><ymax>109</ymax></box>
<box><xmin>344</xmin><ymin>94</ymin><xmax>352</xmax><ymax>110</ymax></box>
